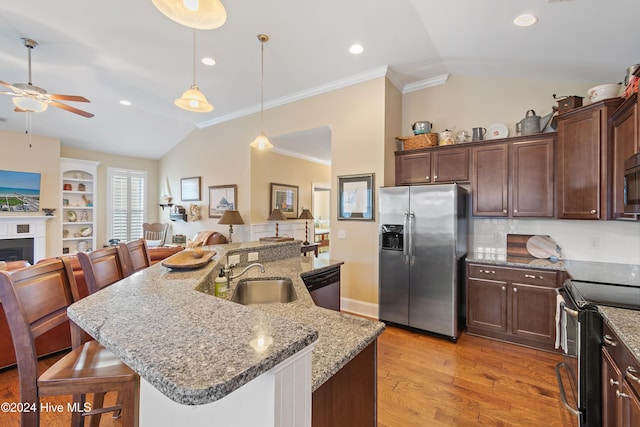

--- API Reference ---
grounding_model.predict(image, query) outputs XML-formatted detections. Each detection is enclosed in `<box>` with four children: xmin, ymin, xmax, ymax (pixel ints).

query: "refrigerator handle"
<box><xmin>403</xmin><ymin>211</ymin><xmax>409</xmax><ymax>264</ymax></box>
<box><xmin>408</xmin><ymin>211</ymin><xmax>415</xmax><ymax>264</ymax></box>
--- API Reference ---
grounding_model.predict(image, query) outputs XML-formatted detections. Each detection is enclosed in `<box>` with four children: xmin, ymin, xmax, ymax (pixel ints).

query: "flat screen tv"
<box><xmin>0</xmin><ymin>170</ymin><xmax>41</xmax><ymax>212</ymax></box>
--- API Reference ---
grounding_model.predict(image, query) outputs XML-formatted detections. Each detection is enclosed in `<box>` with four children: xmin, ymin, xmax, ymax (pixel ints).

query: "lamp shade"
<box><xmin>151</xmin><ymin>0</ymin><xmax>227</xmax><ymax>29</ymax></box>
<box><xmin>268</xmin><ymin>208</ymin><xmax>287</xmax><ymax>221</ymax></box>
<box><xmin>298</xmin><ymin>208</ymin><xmax>314</xmax><ymax>220</ymax></box>
<box><xmin>175</xmin><ymin>85</ymin><xmax>213</xmax><ymax>112</ymax></box>
<box><xmin>218</xmin><ymin>210</ymin><xmax>244</xmax><ymax>225</ymax></box>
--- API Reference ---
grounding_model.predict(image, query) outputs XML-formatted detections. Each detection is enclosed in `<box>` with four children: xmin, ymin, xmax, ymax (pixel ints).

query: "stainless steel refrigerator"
<box><xmin>378</xmin><ymin>184</ymin><xmax>468</xmax><ymax>340</ymax></box>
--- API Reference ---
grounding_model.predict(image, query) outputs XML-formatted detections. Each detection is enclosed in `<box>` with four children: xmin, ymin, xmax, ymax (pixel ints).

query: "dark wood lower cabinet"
<box><xmin>312</xmin><ymin>340</ymin><xmax>376</xmax><ymax>427</ymax></box>
<box><xmin>466</xmin><ymin>263</ymin><xmax>562</xmax><ymax>352</ymax></box>
<box><xmin>602</xmin><ymin>321</ymin><xmax>640</xmax><ymax>427</ymax></box>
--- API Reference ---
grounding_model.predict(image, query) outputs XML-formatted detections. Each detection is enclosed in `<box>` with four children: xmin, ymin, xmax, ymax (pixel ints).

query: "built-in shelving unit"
<box><xmin>60</xmin><ymin>158</ymin><xmax>99</xmax><ymax>254</ymax></box>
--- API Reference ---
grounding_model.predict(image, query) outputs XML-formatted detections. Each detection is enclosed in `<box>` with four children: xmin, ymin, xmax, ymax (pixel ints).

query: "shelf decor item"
<box><xmin>338</xmin><ymin>173</ymin><xmax>375</xmax><ymax>221</ymax></box>
<box><xmin>67</xmin><ymin>210</ymin><xmax>77</xmax><ymax>222</ymax></box>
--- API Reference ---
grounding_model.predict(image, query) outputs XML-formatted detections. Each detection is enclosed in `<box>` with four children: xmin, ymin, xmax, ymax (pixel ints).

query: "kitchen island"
<box><xmin>67</xmin><ymin>240</ymin><xmax>384</xmax><ymax>426</ymax></box>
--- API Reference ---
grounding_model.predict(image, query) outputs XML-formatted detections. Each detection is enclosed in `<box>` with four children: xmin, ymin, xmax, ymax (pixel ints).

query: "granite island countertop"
<box><xmin>67</xmin><ymin>241</ymin><xmax>385</xmax><ymax>406</ymax></box>
<box><xmin>599</xmin><ymin>306</ymin><xmax>640</xmax><ymax>364</ymax></box>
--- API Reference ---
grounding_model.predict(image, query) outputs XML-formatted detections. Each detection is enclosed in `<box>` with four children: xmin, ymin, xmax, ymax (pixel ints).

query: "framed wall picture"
<box><xmin>209</xmin><ymin>184</ymin><xmax>237</xmax><ymax>218</ymax></box>
<box><xmin>270</xmin><ymin>183</ymin><xmax>299</xmax><ymax>219</ymax></box>
<box><xmin>181</xmin><ymin>176</ymin><xmax>201</xmax><ymax>201</ymax></box>
<box><xmin>338</xmin><ymin>173</ymin><xmax>375</xmax><ymax>221</ymax></box>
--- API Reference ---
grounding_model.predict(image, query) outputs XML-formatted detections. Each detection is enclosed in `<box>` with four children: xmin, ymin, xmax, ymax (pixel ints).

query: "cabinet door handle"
<box><xmin>479</xmin><ymin>269</ymin><xmax>495</xmax><ymax>274</ymax></box>
<box><xmin>610</xmin><ymin>378</ymin><xmax>619</xmax><ymax>386</ymax></box>
<box><xmin>524</xmin><ymin>274</ymin><xmax>543</xmax><ymax>280</ymax></box>
<box><xmin>502</xmin><ymin>209</ymin><xmax>507</xmax><ymax>214</ymax></box>
<box><xmin>626</xmin><ymin>367</ymin><xmax>640</xmax><ymax>384</ymax></box>
<box><xmin>434</xmin><ymin>175</ymin><xmax>438</xmax><ymax>179</ymax></box>
<box><xmin>603</xmin><ymin>335</ymin><xmax>617</xmax><ymax>347</ymax></box>
<box><xmin>513</xmin><ymin>287</ymin><xmax>518</xmax><ymax>293</ymax></box>
<box><xmin>616</xmin><ymin>390</ymin><xmax>630</xmax><ymax>399</ymax></box>
<box><xmin>426</xmin><ymin>176</ymin><xmax>430</xmax><ymax>180</ymax></box>
<box><xmin>590</xmin><ymin>209</ymin><xmax>597</xmax><ymax>214</ymax></box>
<box><xmin>514</xmin><ymin>209</ymin><xmax>518</xmax><ymax>213</ymax></box>
<box><xmin>501</xmin><ymin>286</ymin><xmax>506</xmax><ymax>291</ymax></box>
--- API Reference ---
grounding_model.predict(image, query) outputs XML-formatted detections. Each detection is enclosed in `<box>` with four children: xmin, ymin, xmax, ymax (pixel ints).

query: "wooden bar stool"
<box><xmin>77</xmin><ymin>246</ymin><xmax>129</xmax><ymax>295</ymax></box>
<box><xmin>0</xmin><ymin>259</ymin><xmax>139</xmax><ymax>427</ymax></box>
<box><xmin>119</xmin><ymin>238</ymin><xmax>152</xmax><ymax>276</ymax></box>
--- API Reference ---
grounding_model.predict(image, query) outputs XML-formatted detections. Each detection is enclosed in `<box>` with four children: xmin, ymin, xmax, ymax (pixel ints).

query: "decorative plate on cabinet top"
<box><xmin>66</xmin><ymin>210</ymin><xmax>77</xmax><ymax>222</ymax></box>
<box><xmin>486</xmin><ymin>123</ymin><xmax>509</xmax><ymax>139</ymax></box>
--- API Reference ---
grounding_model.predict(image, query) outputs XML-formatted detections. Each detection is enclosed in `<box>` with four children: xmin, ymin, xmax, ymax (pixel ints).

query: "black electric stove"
<box><xmin>565</xmin><ymin>279</ymin><xmax>640</xmax><ymax>310</ymax></box>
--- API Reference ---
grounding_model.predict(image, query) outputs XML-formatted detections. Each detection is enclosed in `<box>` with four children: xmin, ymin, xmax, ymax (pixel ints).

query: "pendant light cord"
<box><xmin>259</xmin><ymin>37</ymin><xmax>265</xmax><ymax>133</ymax></box>
<box><xmin>192</xmin><ymin>29</ymin><xmax>197</xmax><ymax>86</ymax></box>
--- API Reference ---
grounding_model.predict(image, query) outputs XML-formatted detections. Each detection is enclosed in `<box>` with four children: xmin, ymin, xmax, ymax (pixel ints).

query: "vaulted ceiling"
<box><xmin>0</xmin><ymin>0</ymin><xmax>637</xmax><ymax>161</ymax></box>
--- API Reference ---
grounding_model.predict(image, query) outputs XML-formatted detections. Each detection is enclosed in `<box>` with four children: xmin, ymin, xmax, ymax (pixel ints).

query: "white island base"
<box><xmin>140</xmin><ymin>343</ymin><xmax>316</xmax><ymax>427</ymax></box>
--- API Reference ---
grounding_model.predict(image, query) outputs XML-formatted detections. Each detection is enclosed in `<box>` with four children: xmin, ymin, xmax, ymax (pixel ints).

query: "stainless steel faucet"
<box><xmin>223</xmin><ymin>263</ymin><xmax>265</xmax><ymax>282</ymax></box>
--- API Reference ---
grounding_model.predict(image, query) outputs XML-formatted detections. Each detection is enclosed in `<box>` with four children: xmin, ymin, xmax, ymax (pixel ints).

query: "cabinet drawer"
<box><xmin>468</xmin><ymin>263</ymin><xmax>559</xmax><ymax>287</ymax></box>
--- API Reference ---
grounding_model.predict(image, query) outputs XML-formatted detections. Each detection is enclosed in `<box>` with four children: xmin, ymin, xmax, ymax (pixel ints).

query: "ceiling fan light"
<box><xmin>13</xmin><ymin>97</ymin><xmax>48</xmax><ymax>113</ymax></box>
<box><xmin>151</xmin><ymin>0</ymin><xmax>227</xmax><ymax>29</ymax></box>
<box><xmin>174</xmin><ymin>85</ymin><xmax>213</xmax><ymax>112</ymax></box>
<box><xmin>250</xmin><ymin>133</ymin><xmax>273</xmax><ymax>150</ymax></box>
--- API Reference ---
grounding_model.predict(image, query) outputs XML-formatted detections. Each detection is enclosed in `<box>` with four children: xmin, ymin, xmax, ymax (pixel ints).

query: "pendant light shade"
<box><xmin>175</xmin><ymin>29</ymin><xmax>213</xmax><ymax>113</ymax></box>
<box><xmin>250</xmin><ymin>34</ymin><xmax>273</xmax><ymax>150</ymax></box>
<box><xmin>151</xmin><ymin>0</ymin><xmax>227</xmax><ymax>30</ymax></box>
<box><xmin>175</xmin><ymin>85</ymin><xmax>213</xmax><ymax>112</ymax></box>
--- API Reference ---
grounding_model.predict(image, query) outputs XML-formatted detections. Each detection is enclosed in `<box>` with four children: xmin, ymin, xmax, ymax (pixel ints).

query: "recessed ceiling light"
<box><xmin>120</xmin><ymin>100</ymin><xmax>132</xmax><ymax>106</ymax></box>
<box><xmin>202</xmin><ymin>57</ymin><xmax>216</xmax><ymax>66</ymax></box>
<box><xmin>514</xmin><ymin>14</ymin><xmax>538</xmax><ymax>27</ymax></box>
<box><xmin>349</xmin><ymin>44</ymin><xmax>364</xmax><ymax>55</ymax></box>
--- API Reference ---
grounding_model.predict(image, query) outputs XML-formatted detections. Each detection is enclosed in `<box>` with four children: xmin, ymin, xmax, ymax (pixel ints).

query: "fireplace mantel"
<box><xmin>0</xmin><ymin>216</ymin><xmax>53</xmax><ymax>263</ymax></box>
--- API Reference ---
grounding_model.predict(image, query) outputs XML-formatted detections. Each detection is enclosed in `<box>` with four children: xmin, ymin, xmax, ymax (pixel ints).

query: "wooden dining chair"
<box><xmin>119</xmin><ymin>238</ymin><xmax>152</xmax><ymax>276</ymax></box>
<box><xmin>77</xmin><ymin>246</ymin><xmax>129</xmax><ymax>295</ymax></box>
<box><xmin>0</xmin><ymin>259</ymin><xmax>139</xmax><ymax>427</ymax></box>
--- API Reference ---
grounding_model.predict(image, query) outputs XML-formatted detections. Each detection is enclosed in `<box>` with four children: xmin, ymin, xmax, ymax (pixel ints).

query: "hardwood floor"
<box><xmin>0</xmin><ymin>326</ymin><xmax>575</xmax><ymax>426</ymax></box>
<box><xmin>377</xmin><ymin>326</ymin><xmax>576</xmax><ymax>427</ymax></box>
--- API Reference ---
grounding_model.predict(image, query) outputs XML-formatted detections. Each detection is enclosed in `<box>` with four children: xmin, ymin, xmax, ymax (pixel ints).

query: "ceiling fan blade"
<box><xmin>14</xmin><ymin>106</ymin><xmax>28</xmax><ymax>112</ymax></box>
<box><xmin>49</xmin><ymin>100</ymin><xmax>94</xmax><ymax>118</ymax></box>
<box><xmin>0</xmin><ymin>91</ymin><xmax>18</xmax><ymax>96</ymax></box>
<box><xmin>0</xmin><ymin>80</ymin><xmax>16</xmax><ymax>89</ymax></box>
<box><xmin>48</xmin><ymin>94</ymin><xmax>91</xmax><ymax>103</ymax></box>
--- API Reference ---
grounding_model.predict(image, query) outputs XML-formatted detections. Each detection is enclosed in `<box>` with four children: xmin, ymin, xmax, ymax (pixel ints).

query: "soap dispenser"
<box><xmin>215</xmin><ymin>268</ymin><xmax>228</xmax><ymax>298</ymax></box>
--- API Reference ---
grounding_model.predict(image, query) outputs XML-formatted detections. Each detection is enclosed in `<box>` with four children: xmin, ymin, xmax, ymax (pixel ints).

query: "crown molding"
<box><xmin>402</xmin><ymin>73</ymin><xmax>450</xmax><ymax>94</ymax></box>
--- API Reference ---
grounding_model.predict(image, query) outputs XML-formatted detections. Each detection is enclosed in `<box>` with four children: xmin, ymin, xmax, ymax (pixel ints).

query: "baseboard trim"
<box><xmin>340</xmin><ymin>297</ymin><xmax>378</xmax><ymax>319</ymax></box>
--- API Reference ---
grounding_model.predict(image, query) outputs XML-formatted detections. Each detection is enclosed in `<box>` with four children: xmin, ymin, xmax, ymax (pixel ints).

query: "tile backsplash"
<box><xmin>470</xmin><ymin>218</ymin><xmax>640</xmax><ymax>264</ymax></box>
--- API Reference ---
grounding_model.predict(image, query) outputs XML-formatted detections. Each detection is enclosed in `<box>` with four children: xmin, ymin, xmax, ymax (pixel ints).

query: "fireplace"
<box><xmin>0</xmin><ymin>238</ymin><xmax>35</xmax><ymax>264</ymax></box>
<box><xmin>0</xmin><ymin>216</ymin><xmax>51</xmax><ymax>264</ymax></box>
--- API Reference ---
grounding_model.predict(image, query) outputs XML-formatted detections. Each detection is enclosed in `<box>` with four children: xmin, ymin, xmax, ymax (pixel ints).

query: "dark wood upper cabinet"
<box><xmin>395</xmin><ymin>145</ymin><xmax>469</xmax><ymax>186</ymax></box>
<box><xmin>511</xmin><ymin>136</ymin><xmax>555</xmax><ymax>217</ymax></box>
<box><xmin>472</xmin><ymin>143</ymin><xmax>509</xmax><ymax>216</ymax></box>
<box><xmin>471</xmin><ymin>133</ymin><xmax>555</xmax><ymax>218</ymax></box>
<box><xmin>556</xmin><ymin>98</ymin><xmax>623</xmax><ymax>219</ymax></box>
<box><xmin>610</xmin><ymin>93</ymin><xmax>639</xmax><ymax>220</ymax></box>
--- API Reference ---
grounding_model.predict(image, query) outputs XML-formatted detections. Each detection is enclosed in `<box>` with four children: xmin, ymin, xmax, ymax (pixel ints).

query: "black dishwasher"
<box><xmin>302</xmin><ymin>266</ymin><xmax>340</xmax><ymax>311</ymax></box>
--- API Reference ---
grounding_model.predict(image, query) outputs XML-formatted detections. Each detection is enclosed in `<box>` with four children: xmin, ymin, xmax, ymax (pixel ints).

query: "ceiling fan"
<box><xmin>0</xmin><ymin>38</ymin><xmax>94</xmax><ymax>118</ymax></box>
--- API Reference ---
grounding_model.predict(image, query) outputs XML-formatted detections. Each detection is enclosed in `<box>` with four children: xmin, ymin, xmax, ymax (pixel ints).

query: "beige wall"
<box><xmin>0</xmin><ymin>129</ymin><xmax>61</xmax><ymax>257</ymax></box>
<box><xmin>402</xmin><ymin>74</ymin><xmax>597</xmax><ymax>138</ymax></box>
<box><xmin>161</xmin><ymin>77</ymin><xmax>388</xmax><ymax>303</ymax></box>
<box><xmin>250</xmin><ymin>150</ymin><xmax>330</xmax><ymax>223</ymax></box>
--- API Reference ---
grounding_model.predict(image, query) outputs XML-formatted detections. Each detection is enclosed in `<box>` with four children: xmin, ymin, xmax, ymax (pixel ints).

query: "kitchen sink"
<box><xmin>231</xmin><ymin>278</ymin><xmax>297</xmax><ymax>305</ymax></box>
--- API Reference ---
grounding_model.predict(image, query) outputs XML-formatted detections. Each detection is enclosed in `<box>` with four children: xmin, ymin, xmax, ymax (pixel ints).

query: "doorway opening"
<box><xmin>312</xmin><ymin>184</ymin><xmax>331</xmax><ymax>257</ymax></box>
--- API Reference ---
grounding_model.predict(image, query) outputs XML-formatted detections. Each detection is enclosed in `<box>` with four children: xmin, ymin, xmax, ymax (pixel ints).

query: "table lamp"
<box><xmin>218</xmin><ymin>210</ymin><xmax>244</xmax><ymax>243</ymax></box>
<box><xmin>298</xmin><ymin>208</ymin><xmax>314</xmax><ymax>245</ymax></box>
<box><xmin>268</xmin><ymin>208</ymin><xmax>287</xmax><ymax>237</ymax></box>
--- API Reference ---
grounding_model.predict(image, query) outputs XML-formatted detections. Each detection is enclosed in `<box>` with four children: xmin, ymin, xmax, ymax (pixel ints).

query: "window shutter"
<box><xmin>107</xmin><ymin>168</ymin><xmax>147</xmax><ymax>241</ymax></box>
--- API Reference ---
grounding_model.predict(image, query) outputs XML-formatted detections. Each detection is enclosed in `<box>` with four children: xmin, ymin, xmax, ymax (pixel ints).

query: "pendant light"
<box><xmin>250</xmin><ymin>34</ymin><xmax>273</xmax><ymax>150</ymax></box>
<box><xmin>151</xmin><ymin>0</ymin><xmax>227</xmax><ymax>30</ymax></box>
<box><xmin>175</xmin><ymin>29</ymin><xmax>213</xmax><ymax>113</ymax></box>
